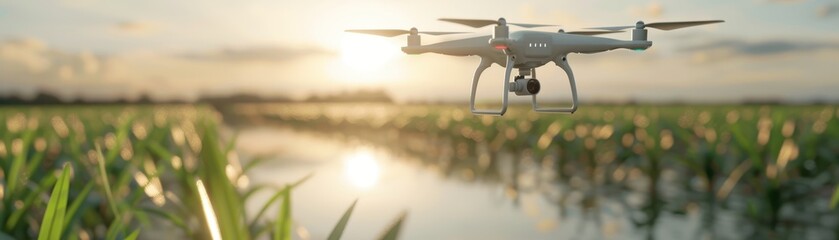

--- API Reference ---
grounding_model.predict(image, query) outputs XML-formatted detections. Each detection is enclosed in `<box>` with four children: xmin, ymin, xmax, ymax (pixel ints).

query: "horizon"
<box><xmin>1</xmin><ymin>87</ymin><xmax>833</xmax><ymax>105</ymax></box>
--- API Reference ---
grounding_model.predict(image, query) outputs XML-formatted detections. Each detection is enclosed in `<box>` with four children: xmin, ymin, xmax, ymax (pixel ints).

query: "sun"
<box><xmin>340</xmin><ymin>34</ymin><xmax>400</xmax><ymax>72</ymax></box>
<box><xmin>343</xmin><ymin>149</ymin><xmax>382</xmax><ymax>190</ymax></box>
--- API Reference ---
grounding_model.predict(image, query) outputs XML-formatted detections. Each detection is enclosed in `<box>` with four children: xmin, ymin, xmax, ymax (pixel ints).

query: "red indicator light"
<box><xmin>494</xmin><ymin>45</ymin><xmax>508</xmax><ymax>50</ymax></box>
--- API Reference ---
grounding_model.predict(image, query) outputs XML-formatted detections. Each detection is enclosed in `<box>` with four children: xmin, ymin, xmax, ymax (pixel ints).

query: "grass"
<box><xmin>4</xmin><ymin>103</ymin><xmax>838</xmax><ymax>239</ymax></box>
<box><xmin>37</xmin><ymin>164</ymin><xmax>70</xmax><ymax>240</ymax></box>
<box><xmin>0</xmin><ymin>105</ymin><xmax>405</xmax><ymax>239</ymax></box>
<box><xmin>327</xmin><ymin>199</ymin><xmax>357</xmax><ymax>240</ymax></box>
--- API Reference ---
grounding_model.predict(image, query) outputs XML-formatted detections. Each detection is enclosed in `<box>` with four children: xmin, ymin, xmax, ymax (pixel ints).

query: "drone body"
<box><xmin>402</xmin><ymin>31</ymin><xmax>651</xmax><ymax>67</ymax></box>
<box><xmin>347</xmin><ymin>18</ymin><xmax>723</xmax><ymax>115</ymax></box>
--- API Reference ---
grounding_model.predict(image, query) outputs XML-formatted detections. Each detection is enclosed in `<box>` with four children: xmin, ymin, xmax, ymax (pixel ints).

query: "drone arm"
<box><xmin>531</xmin><ymin>56</ymin><xmax>578</xmax><ymax>113</ymax></box>
<box><xmin>470</xmin><ymin>55</ymin><xmax>513</xmax><ymax>116</ymax></box>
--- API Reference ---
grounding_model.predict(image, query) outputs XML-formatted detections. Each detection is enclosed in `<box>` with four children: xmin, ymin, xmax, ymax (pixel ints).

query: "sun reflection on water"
<box><xmin>343</xmin><ymin>149</ymin><xmax>381</xmax><ymax>190</ymax></box>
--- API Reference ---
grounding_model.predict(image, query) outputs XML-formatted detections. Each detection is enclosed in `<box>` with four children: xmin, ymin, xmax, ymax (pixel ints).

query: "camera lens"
<box><xmin>527</xmin><ymin>79</ymin><xmax>540</xmax><ymax>94</ymax></box>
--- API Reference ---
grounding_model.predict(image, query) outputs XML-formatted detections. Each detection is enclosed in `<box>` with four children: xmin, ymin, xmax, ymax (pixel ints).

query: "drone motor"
<box><xmin>407</xmin><ymin>28</ymin><xmax>421</xmax><ymax>46</ymax></box>
<box><xmin>632</xmin><ymin>21</ymin><xmax>648</xmax><ymax>41</ymax></box>
<box><xmin>490</xmin><ymin>18</ymin><xmax>511</xmax><ymax>50</ymax></box>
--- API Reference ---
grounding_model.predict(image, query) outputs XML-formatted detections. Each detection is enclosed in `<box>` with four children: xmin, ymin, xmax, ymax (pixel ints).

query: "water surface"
<box><xmin>232</xmin><ymin>125</ymin><xmax>721</xmax><ymax>240</ymax></box>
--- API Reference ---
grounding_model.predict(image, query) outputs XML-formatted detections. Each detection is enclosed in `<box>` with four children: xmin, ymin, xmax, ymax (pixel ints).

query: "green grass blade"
<box><xmin>105</xmin><ymin>117</ymin><xmax>132</xmax><ymax>164</ymax></box>
<box><xmin>6</xmin><ymin>174</ymin><xmax>57</xmax><ymax>230</ymax></box>
<box><xmin>146</xmin><ymin>141</ymin><xmax>172</xmax><ymax>160</ymax></box>
<box><xmin>250</xmin><ymin>188</ymin><xmax>286</xmax><ymax>227</ymax></box>
<box><xmin>136</xmin><ymin>207</ymin><xmax>189</xmax><ymax>233</ymax></box>
<box><xmin>242</xmin><ymin>156</ymin><xmax>271</xmax><ymax>174</ymax></box>
<box><xmin>105</xmin><ymin>216</ymin><xmax>126</xmax><ymax>240</ymax></box>
<box><xmin>290</xmin><ymin>173</ymin><xmax>314</xmax><ymax>188</ymax></box>
<box><xmin>95</xmin><ymin>144</ymin><xmax>121</xmax><ymax>221</ymax></box>
<box><xmin>242</xmin><ymin>183</ymin><xmax>274</xmax><ymax>202</ymax></box>
<box><xmin>327</xmin><ymin>199</ymin><xmax>358</xmax><ymax>240</ymax></box>
<box><xmin>251</xmin><ymin>221</ymin><xmax>276</xmax><ymax>239</ymax></box>
<box><xmin>97</xmin><ymin>143</ymin><xmax>133</xmax><ymax>240</ymax></box>
<box><xmin>23</xmin><ymin>138</ymin><xmax>48</xmax><ymax>184</ymax></box>
<box><xmin>199</xmin><ymin>128</ymin><xmax>250</xmax><ymax>240</ymax></box>
<box><xmin>274</xmin><ymin>185</ymin><xmax>292</xmax><ymax>240</ymax></box>
<box><xmin>64</xmin><ymin>181</ymin><xmax>94</xmax><ymax>227</ymax></box>
<box><xmin>124</xmin><ymin>229</ymin><xmax>140</xmax><ymax>240</ymax></box>
<box><xmin>224</xmin><ymin>131</ymin><xmax>239</xmax><ymax>155</ymax></box>
<box><xmin>729</xmin><ymin>124</ymin><xmax>762</xmax><ymax>168</ymax></box>
<box><xmin>37</xmin><ymin>164</ymin><xmax>72</xmax><ymax>240</ymax></box>
<box><xmin>6</xmin><ymin>132</ymin><xmax>33</xmax><ymax>197</ymax></box>
<box><xmin>196</xmin><ymin>179</ymin><xmax>223</xmax><ymax>240</ymax></box>
<box><xmin>377</xmin><ymin>212</ymin><xmax>407</xmax><ymax>240</ymax></box>
<box><xmin>250</xmin><ymin>173</ymin><xmax>314</xmax><ymax>228</ymax></box>
<box><xmin>830</xmin><ymin>184</ymin><xmax>839</xmax><ymax>209</ymax></box>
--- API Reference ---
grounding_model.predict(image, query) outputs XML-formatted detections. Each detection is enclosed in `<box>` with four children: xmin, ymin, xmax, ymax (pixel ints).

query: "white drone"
<box><xmin>347</xmin><ymin>18</ymin><xmax>723</xmax><ymax>115</ymax></box>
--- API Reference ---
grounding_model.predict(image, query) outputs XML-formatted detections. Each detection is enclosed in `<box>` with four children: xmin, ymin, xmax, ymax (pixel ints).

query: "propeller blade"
<box><xmin>345</xmin><ymin>29</ymin><xmax>465</xmax><ymax>37</ymax></box>
<box><xmin>587</xmin><ymin>25</ymin><xmax>634</xmax><ymax>31</ymax></box>
<box><xmin>508</xmin><ymin>23</ymin><xmax>557</xmax><ymax>28</ymax></box>
<box><xmin>438</xmin><ymin>18</ymin><xmax>557</xmax><ymax>28</ymax></box>
<box><xmin>645</xmin><ymin>20</ymin><xmax>724</xmax><ymax>30</ymax></box>
<box><xmin>438</xmin><ymin>18</ymin><xmax>499</xmax><ymax>28</ymax></box>
<box><xmin>345</xmin><ymin>29</ymin><xmax>409</xmax><ymax>37</ymax></box>
<box><xmin>564</xmin><ymin>30</ymin><xmax>624</xmax><ymax>35</ymax></box>
<box><xmin>586</xmin><ymin>20</ymin><xmax>724</xmax><ymax>31</ymax></box>
<box><xmin>418</xmin><ymin>31</ymin><xmax>469</xmax><ymax>36</ymax></box>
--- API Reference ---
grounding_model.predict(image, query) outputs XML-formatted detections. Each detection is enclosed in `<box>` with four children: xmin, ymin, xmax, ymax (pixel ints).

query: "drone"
<box><xmin>347</xmin><ymin>18</ymin><xmax>723</xmax><ymax>115</ymax></box>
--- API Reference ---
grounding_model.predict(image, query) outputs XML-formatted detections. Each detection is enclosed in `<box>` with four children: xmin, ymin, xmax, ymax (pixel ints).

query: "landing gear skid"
<box><xmin>469</xmin><ymin>55</ymin><xmax>512</xmax><ymax>116</ymax></box>
<box><xmin>469</xmin><ymin>55</ymin><xmax>578</xmax><ymax>116</ymax></box>
<box><xmin>532</xmin><ymin>57</ymin><xmax>578</xmax><ymax>113</ymax></box>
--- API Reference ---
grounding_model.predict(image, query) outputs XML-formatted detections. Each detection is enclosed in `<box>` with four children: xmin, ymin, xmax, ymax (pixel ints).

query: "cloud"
<box><xmin>0</xmin><ymin>38</ymin><xmax>51</xmax><ymax>73</ymax></box>
<box><xmin>681</xmin><ymin>39</ymin><xmax>839</xmax><ymax>62</ymax></box>
<box><xmin>817</xmin><ymin>4</ymin><xmax>837</xmax><ymax>18</ymax></box>
<box><xmin>0</xmin><ymin>37</ymin><xmax>342</xmax><ymax>101</ymax></box>
<box><xmin>114</xmin><ymin>21</ymin><xmax>159</xmax><ymax>36</ymax></box>
<box><xmin>0</xmin><ymin>37</ymin><xmax>138</xmax><ymax>100</ymax></box>
<box><xmin>181</xmin><ymin>46</ymin><xmax>335</xmax><ymax>63</ymax></box>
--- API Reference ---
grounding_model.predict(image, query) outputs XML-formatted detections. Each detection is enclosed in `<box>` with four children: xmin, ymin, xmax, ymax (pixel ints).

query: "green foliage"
<box><xmin>327</xmin><ymin>199</ymin><xmax>357</xmax><ymax>240</ymax></box>
<box><xmin>95</xmin><ymin>144</ymin><xmax>121</xmax><ymax>224</ymax></box>
<box><xmin>37</xmin><ymin>164</ymin><xmax>71</xmax><ymax>240</ymax></box>
<box><xmin>125</xmin><ymin>229</ymin><xmax>140</xmax><ymax>240</ymax></box>
<box><xmin>273</xmin><ymin>185</ymin><xmax>292</xmax><ymax>240</ymax></box>
<box><xmin>250</xmin><ymin>182</ymin><xmax>303</xmax><ymax>233</ymax></box>
<box><xmin>197</xmin><ymin>123</ymin><xmax>251</xmax><ymax>240</ymax></box>
<box><xmin>0</xmin><ymin>105</ymin><xmax>406</xmax><ymax>239</ymax></box>
<box><xmin>7</xmin><ymin>103</ymin><xmax>836</xmax><ymax>239</ymax></box>
<box><xmin>377</xmin><ymin>212</ymin><xmax>407</xmax><ymax>240</ymax></box>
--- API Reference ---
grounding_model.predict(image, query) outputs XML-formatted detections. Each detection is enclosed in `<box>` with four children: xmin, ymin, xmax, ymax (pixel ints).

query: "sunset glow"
<box><xmin>340</xmin><ymin>34</ymin><xmax>400</xmax><ymax>73</ymax></box>
<box><xmin>343</xmin><ymin>149</ymin><xmax>381</xmax><ymax>190</ymax></box>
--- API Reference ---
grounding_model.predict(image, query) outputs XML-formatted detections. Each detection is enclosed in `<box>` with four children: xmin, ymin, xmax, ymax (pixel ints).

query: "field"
<box><xmin>2</xmin><ymin>103</ymin><xmax>839</xmax><ymax>239</ymax></box>
<box><xmin>0</xmin><ymin>105</ymin><xmax>403</xmax><ymax>240</ymax></box>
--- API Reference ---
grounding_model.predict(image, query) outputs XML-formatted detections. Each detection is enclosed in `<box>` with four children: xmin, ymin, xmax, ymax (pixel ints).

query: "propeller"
<box><xmin>587</xmin><ymin>20</ymin><xmax>724</xmax><ymax>31</ymax></box>
<box><xmin>344</xmin><ymin>28</ymin><xmax>466</xmax><ymax>37</ymax></box>
<box><xmin>439</xmin><ymin>18</ymin><xmax>557</xmax><ymax>28</ymax></box>
<box><xmin>561</xmin><ymin>30</ymin><xmax>624</xmax><ymax>36</ymax></box>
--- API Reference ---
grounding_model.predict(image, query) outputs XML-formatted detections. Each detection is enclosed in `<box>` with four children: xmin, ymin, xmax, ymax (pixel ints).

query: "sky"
<box><xmin>0</xmin><ymin>0</ymin><xmax>837</xmax><ymax>103</ymax></box>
